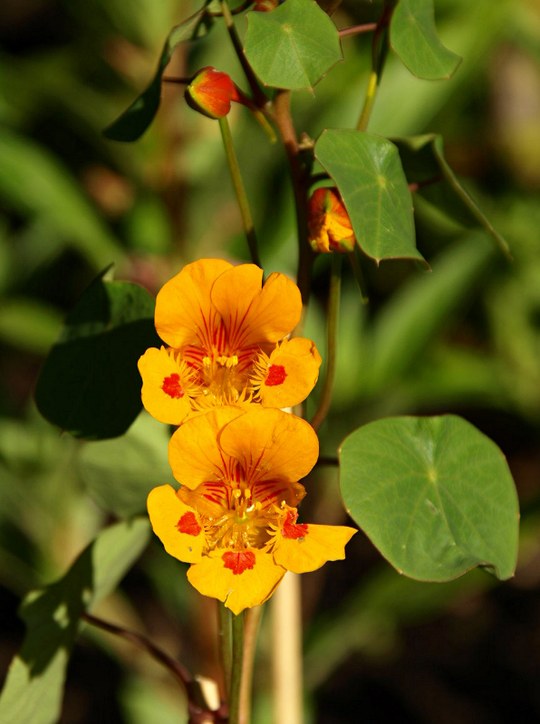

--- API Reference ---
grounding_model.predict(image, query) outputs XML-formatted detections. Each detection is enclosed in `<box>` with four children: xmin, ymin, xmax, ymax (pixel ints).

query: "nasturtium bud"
<box><xmin>185</xmin><ymin>66</ymin><xmax>240</xmax><ymax>119</ymax></box>
<box><xmin>308</xmin><ymin>187</ymin><xmax>356</xmax><ymax>253</ymax></box>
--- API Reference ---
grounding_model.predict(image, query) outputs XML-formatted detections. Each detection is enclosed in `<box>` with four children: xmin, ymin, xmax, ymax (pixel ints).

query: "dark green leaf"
<box><xmin>0</xmin><ymin>519</ymin><xmax>150</xmax><ymax>724</ymax></box>
<box><xmin>35</xmin><ymin>271</ymin><xmax>160</xmax><ymax>440</ymax></box>
<box><xmin>78</xmin><ymin>412</ymin><xmax>173</xmax><ymax>517</ymax></box>
<box><xmin>394</xmin><ymin>133</ymin><xmax>511</xmax><ymax>258</ymax></box>
<box><xmin>315</xmin><ymin>129</ymin><xmax>424</xmax><ymax>263</ymax></box>
<box><xmin>390</xmin><ymin>0</ymin><xmax>461</xmax><ymax>80</ymax></box>
<box><xmin>340</xmin><ymin>415</ymin><xmax>519</xmax><ymax>581</ymax></box>
<box><xmin>244</xmin><ymin>0</ymin><xmax>342</xmax><ymax>90</ymax></box>
<box><xmin>104</xmin><ymin>3</ymin><xmax>214</xmax><ymax>141</ymax></box>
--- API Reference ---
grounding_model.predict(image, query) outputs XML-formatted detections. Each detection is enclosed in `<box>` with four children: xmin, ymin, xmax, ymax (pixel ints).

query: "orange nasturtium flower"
<box><xmin>138</xmin><ymin>259</ymin><xmax>321</xmax><ymax>425</ymax></box>
<box><xmin>308</xmin><ymin>187</ymin><xmax>356</xmax><ymax>254</ymax></box>
<box><xmin>147</xmin><ymin>407</ymin><xmax>356</xmax><ymax>614</ymax></box>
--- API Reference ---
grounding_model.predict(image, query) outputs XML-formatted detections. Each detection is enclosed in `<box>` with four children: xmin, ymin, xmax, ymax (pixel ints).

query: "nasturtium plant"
<box><xmin>2</xmin><ymin>0</ymin><xmax>524</xmax><ymax>722</ymax></box>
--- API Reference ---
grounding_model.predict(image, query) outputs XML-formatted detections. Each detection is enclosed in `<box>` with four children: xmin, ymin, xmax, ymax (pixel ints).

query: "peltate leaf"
<box><xmin>393</xmin><ymin>133</ymin><xmax>511</xmax><ymax>258</ymax></box>
<box><xmin>340</xmin><ymin>415</ymin><xmax>519</xmax><ymax>581</ymax></box>
<box><xmin>244</xmin><ymin>0</ymin><xmax>342</xmax><ymax>90</ymax></box>
<box><xmin>35</xmin><ymin>271</ymin><xmax>160</xmax><ymax>440</ymax></box>
<box><xmin>0</xmin><ymin>519</ymin><xmax>150</xmax><ymax>724</ymax></box>
<box><xmin>104</xmin><ymin>2</ymin><xmax>214</xmax><ymax>141</ymax></box>
<box><xmin>390</xmin><ymin>0</ymin><xmax>461</xmax><ymax>80</ymax></box>
<box><xmin>315</xmin><ymin>129</ymin><xmax>424</xmax><ymax>263</ymax></box>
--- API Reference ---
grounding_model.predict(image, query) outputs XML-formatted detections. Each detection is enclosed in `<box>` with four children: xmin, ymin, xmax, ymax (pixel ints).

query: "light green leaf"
<box><xmin>340</xmin><ymin>415</ymin><xmax>519</xmax><ymax>581</ymax></box>
<box><xmin>104</xmin><ymin>2</ymin><xmax>213</xmax><ymax>141</ymax></box>
<box><xmin>315</xmin><ymin>129</ymin><xmax>424</xmax><ymax>263</ymax></box>
<box><xmin>78</xmin><ymin>412</ymin><xmax>173</xmax><ymax>518</ymax></box>
<box><xmin>35</xmin><ymin>271</ymin><xmax>160</xmax><ymax>440</ymax></box>
<box><xmin>0</xmin><ymin>519</ymin><xmax>150</xmax><ymax>724</ymax></box>
<box><xmin>244</xmin><ymin>0</ymin><xmax>342</xmax><ymax>90</ymax></box>
<box><xmin>0</xmin><ymin>131</ymin><xmax>122</xmax><ymax>270</ymax></box>
<box><xmin>390</xmin><ymin>0</ymin><xmax>461</xmax><ymax>80</ymax></box>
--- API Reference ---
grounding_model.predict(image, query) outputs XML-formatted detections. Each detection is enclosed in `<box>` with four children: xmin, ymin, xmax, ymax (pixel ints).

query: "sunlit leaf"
<box><xmin>394</xmin><ymin>133</ymin><xmax>511</xmax><ymax>258</ymax></box>
<box><xmin>315</xmin><ymin>129</ymin><xmax>424</xmax><ymax>263</ymax></box>
<box><xmin>35</xmin><ymin>271</ymin><xmax>160</xmax><ymax>440</ymax></box>
<box><xmin>78</xmin><ymin>412</ymin><xmax>173</xmax><ymax>517</ymax></box>
<box><xmin>390</xmin><ymin>0</ymin><xmax>461</xmax><ymax>80</ymax></box>
<box><xmin>244</xmin><ymin>0</ymin><xmax>342</xmax><ymax>90</ymax></box>
<box><xmin>104</xmin><ymin>2</ymin><xmax>214</xmax><ymax>141</ymax></box>
<box><xmin>340</xmin><ymin>415</ymin><xmax>519</xmax><ymax>581</ymax></box>
<box><xmin>0</xmin><ymin>519</ymin><xmax>150</xmax><ymax>724</ymax></box>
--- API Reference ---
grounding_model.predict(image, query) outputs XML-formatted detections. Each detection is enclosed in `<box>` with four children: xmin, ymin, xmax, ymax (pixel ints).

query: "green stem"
<box><xmin>229</xmin><ymin>612</ymin><xmax>245</xmax><ymax>724</ymax></box>
<box><xmin>356</xmin><ymin>3</ymin><xmax>392</xmax><ymax>131</ymax></box>
<box><xmin>218</xmin><ymin>603</ymin><xmax>233</xmax><ymax>695</ymax></box>
<box><xmin>219</xmin><ymin>116</ymin><xmax>261</xmax><ymax>267</ymax></box>
<box><xmin>311</xmin><ymin>254</ymin><xmax>342</xmax><ymax>432</ymax></box>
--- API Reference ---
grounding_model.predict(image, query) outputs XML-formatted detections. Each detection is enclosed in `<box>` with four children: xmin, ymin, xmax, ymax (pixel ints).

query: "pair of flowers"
<box><xmin>139</xmin><ymin>259</ymin><xmax>355</xmax><ymax>614</ymax></box>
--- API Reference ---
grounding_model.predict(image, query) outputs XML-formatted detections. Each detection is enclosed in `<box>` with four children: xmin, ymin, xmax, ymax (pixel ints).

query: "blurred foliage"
<box><xmin>1</xmin><ymin>0</ymin><xmax>540</xmax><ymax>722</ymax></box>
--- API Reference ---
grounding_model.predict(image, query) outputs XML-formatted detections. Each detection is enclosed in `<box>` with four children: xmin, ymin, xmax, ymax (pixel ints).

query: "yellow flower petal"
<box><xmin>138</xmin><ymin>347</ymin><xmax>194</xmax><ymax>425</ymax></box>
<box><xmin>168</xmin><ymin>407</ymin><xmax>244</xmax><ymax>488</ymax></box>
<box><xmin>273</xmin><ymin>520</ymin><xmax>357</xmax><ymax>573</ymax></box>
<box><xmin>155</xmin><ymin>258</ymin><xmax>232</xmax><ymax>349</ymax></box>
<box><xmin>211</xmin><ymin>266</ymin><xmax>302</xmax><ymax>348</ymax></box>
<box><xmin>187</xmin><ymin>548</ymin><xmax>285</xmax><ymax>614</ymax></box>
<box><xmin>147</xmin><ymin>485</ymin><xmax>205</xmax><ymax>564</ymax></box>
<box><xmin>254</xmin><ymin>337</ymin><xmax>322</xmax><ymax>408</ymax></box>
<box><xmin>219</xmin><ymin>407</ymin><xmax>319</xmax><ymax>485</ymax></box>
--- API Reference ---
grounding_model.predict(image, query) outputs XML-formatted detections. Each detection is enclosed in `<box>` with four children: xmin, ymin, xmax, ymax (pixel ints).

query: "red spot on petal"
<box><xmin>176</xmin><ymin>512</ymin><xmax>201</xmax><ymax>536</ymax></box>
<box><xmin>265</xmin><ymin>364</ymin><xmax>287</xmax><ymax>387</ymax></box>
<box><xmin>282</xmin><ymin>510</ymin><xmax>308</xmax><ymax>540</ymax></box>
<box><xmin>222</xmin><ymin>550</ymin><xmax>256</xmax><ymax>575</ymax></box>
<box><xmin>162</xmin><ymin>373</ymin><xmax>184</xmax><ymax>399</ymax></box>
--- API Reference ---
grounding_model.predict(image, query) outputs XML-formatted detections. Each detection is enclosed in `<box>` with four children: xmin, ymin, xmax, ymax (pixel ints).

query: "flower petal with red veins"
<box><xmin>273</xmin><ymin>522</ymin><xmax>357</xmax><ymax>574</ymax></box>
<box><xmin>255</xmin><ymin>337</ymin><xmax>322</xmax><ymax>408</ymax></box>
<box><xmin>155</xmin><ymin>258</ymin><xmax>232</xmax><ymax>350</ymax></box>
<box><xmin>138</xmin><ymin>347</ymin><xmax>194</xmax><ymax>425</ymax></box>
<box><xmin>187</xmin><ymin>548</ymin><xmax>285</xmax><ymax>614</ymax></box>
<box><xmin>147</xmin><ymin>485</ymin><xmax>205</xmax><ymax>563</ymax></box>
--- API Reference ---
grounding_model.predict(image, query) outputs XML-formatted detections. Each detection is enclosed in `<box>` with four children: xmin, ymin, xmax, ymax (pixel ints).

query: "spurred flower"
<box><xmin>138</xmin><ymin>259</ymin><xmax>321</xmax><ymax>425</ymax></box>
<box><xmin>185</xmin><ymin>67</ymin><xmax>241</xmax><ymax>119</ymax></box>
<box><xmin>308</xmin><ymin>187</ymin><xmax>356</xmax><ymax>253</ymax></box>
<box><xmin>147</xmin><ymin>407</ymin><xmax>356</xmax><ymax>614</ymax></box>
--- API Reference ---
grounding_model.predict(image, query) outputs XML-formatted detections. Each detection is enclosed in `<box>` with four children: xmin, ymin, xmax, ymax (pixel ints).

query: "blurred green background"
<box><xmin>1</xmin><ymin>0</ymin><xmax>540</xmax><ymax>722</ymax></box>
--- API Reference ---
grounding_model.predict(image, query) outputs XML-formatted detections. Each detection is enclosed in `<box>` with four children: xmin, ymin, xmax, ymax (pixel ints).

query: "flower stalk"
<box><xmin>228</xmin><ymin>612</ymin><xmax>245</xmax><ymax>724</ymax></box>
<box><xmin>218</xmin><ymin>117</ymin><xmax>261</xmax><ymax>267</ymax></box>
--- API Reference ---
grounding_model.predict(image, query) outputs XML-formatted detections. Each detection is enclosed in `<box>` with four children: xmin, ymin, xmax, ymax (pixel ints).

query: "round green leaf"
<box><xmin>244</xmin><ymin>0</ymin><xmax>342</xmax><ymax>90</ymax></box>
<box><xmin>35</xmin><ymin>272</ymin><xmax>160</xmax><ymax>440</ymax></box>
<box><xmin>315</xmin><ymin>129</ymin><xmax>424</xmax><ymax>263</ymax></box>
<box><xmin>78</xmin><ymin>412</ymin><xmax>173</xmax><ymax>518</ymax></box>
<box><xmin>340</xmin><ymin>415</ymin><xmax>519</xmax><ymax>581</ymax></box>
<box><xmin>390</xmin><ymin>0</ymin><xmax>462</xmax><ymax>80</ymax></box>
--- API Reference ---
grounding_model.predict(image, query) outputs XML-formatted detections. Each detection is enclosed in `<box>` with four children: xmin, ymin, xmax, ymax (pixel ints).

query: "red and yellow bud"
<box><xmin>185</xmin><ymin>66</ymin><xmax>241</xmax><ymax>119</ymax></box>
<box><xmin>308</xmin><ymin>187</ymin><xmax>356</xmax><ymax>253</ymax></box>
